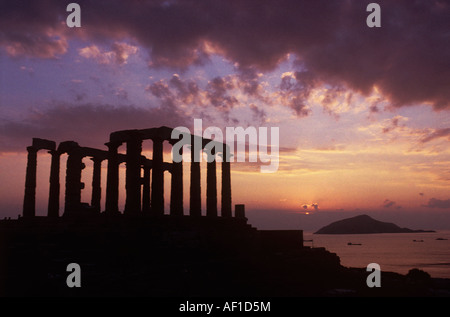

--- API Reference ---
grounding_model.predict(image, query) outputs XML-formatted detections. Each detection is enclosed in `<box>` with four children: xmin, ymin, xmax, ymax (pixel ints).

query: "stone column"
<box><xmin>47</xmin><ymin>150</ymin><xmax>61</xmax><ymax>218</ymax></box>
<box><xmin>124</xmin><ymin>137</ymin><xmax>143</xmax><ymax>215</ymax></box>
<box><xmin>142</xmin><ymin>165</ymin><xmax>151</xmax><ymax>213</ymax></box>
<box><xmin>23</xmin><ymin>146</ymin><xmax>38</xmax><ymax>218</ymax></box>
<box><xmin>221</xmin><ymin>145</ymin><xmax>232</xmax><ymax>217</ymax></box>
<box><xmin>206</xmin><ymin>151</ymin><xmax>217</xmax><ymax>217</ymax></box>
<box><xmin>90</xmin><ymin>157</ymin><xmax>103</xmax><ymax>214</ymax></box>
<box><xmin>105</xmin><ymin>142</ymin><xmax>121</xmax><ymax>214</ymax></box>
<box><xmin>189</xmin><ymin>136</ymin><xmax>202</xmax><ymax>216</ymax></box>
<box><xmin>151</xmin><ymin>137</ymin><xmax>164</xmax><ymax>215</ymax></box>
<box><xmin>64</xmin><ymin>150</ymin><xmax>84</xmax><ymax>216</ymax></box>
<box><xmin>170</xmin><ymin>142</ymin><xmax>183</xmax><ymax>216</ymax></box>
<box><xmin>235</xmin><ymin>204</ymin><xmax>246</xmax><ymax>218</ymax></box>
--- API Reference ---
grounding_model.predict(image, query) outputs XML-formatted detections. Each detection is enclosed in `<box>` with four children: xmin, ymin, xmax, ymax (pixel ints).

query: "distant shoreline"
<box><xmin>314</xmin><ymin>230</ymin><xmax>436</xmax><ymax>235</ymax></box>
<box><xmin>314</xmin><ymin>214</ymin><xmax>435</xmax><ymax>234</ymax></box>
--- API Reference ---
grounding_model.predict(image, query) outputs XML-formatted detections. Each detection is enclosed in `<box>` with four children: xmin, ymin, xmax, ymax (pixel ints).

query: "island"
<box><xmin>314</xmin><ymin>214</ymin><xmax>435</xmax><ymax>234</ymax></box>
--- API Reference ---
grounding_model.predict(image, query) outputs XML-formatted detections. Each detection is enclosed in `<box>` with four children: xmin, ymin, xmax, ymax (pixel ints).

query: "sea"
<box><xmin>303</xmin><ymin>231</ymin><xmax>450</xmax><ymax>279</ymax></box>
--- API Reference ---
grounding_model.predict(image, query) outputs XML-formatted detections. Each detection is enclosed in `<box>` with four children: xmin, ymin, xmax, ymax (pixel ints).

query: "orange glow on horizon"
<box><xmin>1</xmin><ymin>131</ymin><xmax>449</xmax><ymax>219</ymax></box>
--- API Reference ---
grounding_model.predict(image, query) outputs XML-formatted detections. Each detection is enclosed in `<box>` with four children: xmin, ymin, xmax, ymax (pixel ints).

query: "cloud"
<box><xmin>206</xmin><ymin>76</ymin><xmax>238</xmax><ymax>113</ymax></box>
<box><xmin>422</xmin><ymin>198</ymin><xmax>450</xmax><ymax>209</ymax></box>
<box><xmin>381</xmin><ymin>116</ymin><xmax>408</xmax><ymax>134</ymax></box>
<box><xmin>383</xmin><ymin>199</ymin><xmax>402</xmax><ymax>209</ymax></box>
<box><xmin>277</xmin><ymin>71</ymin><xmax>315</xmax><ymax>117</ymax></box>
<box><xmin>319</xmin><ymin>86</ymin><xmax>354</xmax><ymax>119</ymax></box>
<box><xmin>19</xmin><ymin>66</ymin><xmax>34</xmax><ymax>76</ymax></box>
<box><xmin>301</xmin><ymin>203</ymin><xmax>319</xmax><ymax>211</ymax></box>
<box><xmin>369</xmin><ymin>104</ymin><xmax>379</xmax><ymax>114</ymax></box>
<box><xmin>146</xmin><ymin>74</ymin><xmax>204</xmax><ymax>117</ymax></box>
<box><xmin>78</xmin><ymin>45</ymin><xmax>109</xmax><ymax>64</ymax></box>
<box><xmin>78</xmin><ymin>42</ymin><xmax>138</xmax><ymax>65</ymax></box>
<box><xmin>146</xmin><ymin>73</ymin><xmax>271</xmax><ymax>125</ymax></box>
<box><xmin>249</xmin><ymin>104</ymin><xmax>266</xmax><ymax>123</ymax></box>
<box><xmin>383</xmin><ymin>199</ymin><xmax>395</xmax><ymax>208</ymax></box>
<box><xmin>0</xmin><ymin>103</ymin><xmax>189</xmax><ymax>152</ymax></box>
<box><xmin>169</xmin><ymin>74</ymin><xmax>201</xmax><ymax>103</ymax></box>
<box><xmin>1</xmin><ymin>1</ymin><xmax>449</xmax><ymax>109</ymax></box>
<box><xmin>114</xmin><ymin>88</ymin><xmax>128</xmax><ymax>101</ymax></box>
<box><xmin>0</xmin><ymin>1</ymin><xmax>68</xmax><ymax>59</ymax></box>
<box><xmin>236</xmin><ymin>67</ymin><xmax>268</xmax><ymax>101</ymax></box>
<box><xmin>420</xmin><ymin>128</ymin><xmax>450</xmax><ymax>143</ymax></box>
<box><xmin>146</xmin><ymin>80</ymin><xmax>172</xmax><ymax>99</ymax></box>
<box><xmin>3</xmin><ymin>31</ymin><xmax>68</xmax><ymax>59</ymax></box>
<box><xmin>111</xmin><ymin>42</ymin><xmax>138</xmax><ymax>64</ymax></box>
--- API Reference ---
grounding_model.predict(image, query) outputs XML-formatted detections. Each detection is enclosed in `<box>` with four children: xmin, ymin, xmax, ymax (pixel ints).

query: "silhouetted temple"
<box><xmin>13</xmin><ymin>126</ymin><xmax>389</xmax><ymax>298</ymax></box>
<box><xmin>22</xmin><ymin>127</ymin><xmax>234</xmax><ymax>219</ymax></box>
<box><xmin>2</xmin><ymin>126</ymin><xmax>443</xmax><ymax>297</ymax></box>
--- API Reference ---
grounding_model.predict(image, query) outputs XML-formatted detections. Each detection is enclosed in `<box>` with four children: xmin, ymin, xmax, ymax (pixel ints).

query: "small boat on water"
<box><xmin>347</xmin><ymin>242</ymin><xmax>362</xmax><ymax>246</ymax></box>
<box><xmin>436</xmin><ymin>238</ymin><xmax>448</xmax><ymax>241</ymax></box>
<box><xmin>413</xmin><ymin>239</ymin><xmax>424</xmax><ymax>242</ymax></box>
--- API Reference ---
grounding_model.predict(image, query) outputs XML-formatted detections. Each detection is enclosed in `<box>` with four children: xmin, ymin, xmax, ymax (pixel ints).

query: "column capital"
<box><xmin>90</xmin><ymin>156</ymin><xmax>105</xmax><ymax>163</ymax></box>
<box><xmin>142</xmin><ymin>163</ymin><xmax>152</xmax><ymax>171</ymax></box>
<box><xmin>151</xmin><ymin>135</ymin><xmax>165</xmax><ymax>143</ymax></box>
<box><xmin>105</xmin><ymin>141</ymin><xmax>122</xmax><ymax>150</ymax></box>
<box><xmin>48</xmin><ymin>149</ymin><xmax>61</xmax><ymax>156</ymax></box>
<box><xmin>26</xmin><ymin>146</ymin><xmax>38</xmax><ymax>154</ymax></box>
<box><xmin>168</xmin><ymin>138</ymin><xmax>179</xmax><ymax>146</ymax></box>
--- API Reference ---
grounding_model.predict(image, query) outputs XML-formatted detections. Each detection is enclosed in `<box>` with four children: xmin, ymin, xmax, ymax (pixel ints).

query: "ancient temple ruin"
<box><xmin>22</xmin><ymin>126</ymin><xmax>237</xmax><ymax>219</ymax></box>
<box><xmin>10</xmin><ymin>127</ymin><xmax>312</xmax><ymax>298</ymax></box>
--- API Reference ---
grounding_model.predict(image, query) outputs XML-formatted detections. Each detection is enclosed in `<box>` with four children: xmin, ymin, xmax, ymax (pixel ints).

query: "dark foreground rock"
<box><xmin>0</xmin><ymin>215</ymin><xmax>448</xmax><ymax>297</ymax></box>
